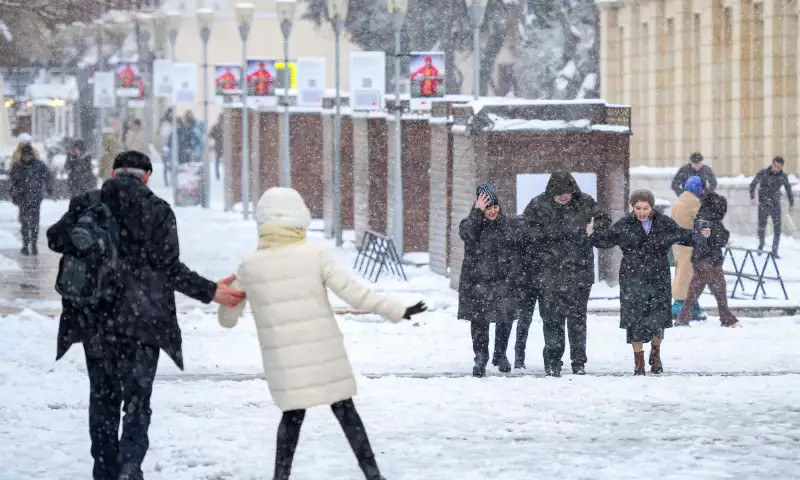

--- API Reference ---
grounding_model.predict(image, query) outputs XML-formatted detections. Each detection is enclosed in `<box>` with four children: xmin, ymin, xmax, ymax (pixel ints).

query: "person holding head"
<box><xmin>594</xmin><ymin>190</ymin><xmax>695</xmax><ymax>375</ymax></box>
<box><xmin>671</xmin><ymin>152</ymin><xmax>717</xmax><ymax>196</ymax></box>
<box><xmin>47</xmin><ymin>151</ymin><xmax>245</xmax><ymax>480</ymax></box>
<box><xmin>749</xmin><ymin>156</ymin><xmax>794</xmax><ymax>257</ymax></box>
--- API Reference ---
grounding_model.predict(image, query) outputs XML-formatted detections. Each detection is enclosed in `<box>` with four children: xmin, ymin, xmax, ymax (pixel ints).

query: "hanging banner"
<box><xmin>349</xmin><ymin>51</ymin><xmax>385</xmax><ymax>111</ymax></box>
<box><xmin>172</xmin><ymin>62</ymin><xmax>198</xmax><ymax>104</ymax></box>
<box><xmin>115</xmin><ymin>62</ymin><xmax>141</xmax><ymax>98</ymax></box>
<box><xmin>215</xmin><ymin>64</ymin><xmax>242</xmax><ymax>97</ymax></box>
<box><xmin>409</xmin><ymin>51</ymin><xmax>445</xmax><ymax>110</ymax></box>
<box><xmin>93</xmin><ymin>71</ymin><xmax>116</xmax><ymax>108</ymax></box>
<box><xmin>245</xmin><ymin>58</ymin><xmax>277</xmax><ymax>107</ymax></box>
<box><xmin>153</xmin><ymin>59</ymin><xmax>172</xmax><ymax>98</ymax></box>
<box><xmin>296</xmin><ymin>58</ymin><xmax>326</xmax><ymax>106</ymax></box>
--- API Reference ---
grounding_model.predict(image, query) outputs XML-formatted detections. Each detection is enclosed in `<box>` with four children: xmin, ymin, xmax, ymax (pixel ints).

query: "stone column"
<box><xmin>645</xmin><ymin>3</ymin><xmax>658</xmax><ymax>167</ymax></box>
<box><xmin>597</xmin><ymin>0</ymin><xmax>618</xmax><ymax>103</ymax></box>
<box><xmin>729</xmin><ymin>1</ymin><xmax>744</xmax><ymax>175</ymax></box>
<box><xmin>750</xmin><ymin>1</ymin><xmax>765</xmax><ymax>174</ymax></box>
<box><xmin>701</xmin><ymin>1</ymin><xmax>718</xmax><ymax>168</ymax></box>
<box><xmin>786</xmin><ymin>3</ymin><xmax>799</xmax><ymax>173</ymax></box>
<box><xmin>674</xmin><ymin>1</ymin><xmax>691</xmax><ymax>164</ymax></box>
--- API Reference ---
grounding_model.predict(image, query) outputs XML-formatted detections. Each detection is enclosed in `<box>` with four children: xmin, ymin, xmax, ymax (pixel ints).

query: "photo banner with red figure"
<box><xmin>409</xmin><ymin>51</ymin><xmax>445</xmax><ymax>110</ymax></box>
<box><xmin>115</xmin><ymin>61</ymin><xmax>141</xmax><ymax>98</ymax></box>
<box><xmin>215</xmin><ymin>64</ymin><xmax>242</xmax><ymax>97</ymax></box>
<box><xmin>246</xmin><ymin>58</ymin><xmax>277</xmax><ymax>97</ymax></box>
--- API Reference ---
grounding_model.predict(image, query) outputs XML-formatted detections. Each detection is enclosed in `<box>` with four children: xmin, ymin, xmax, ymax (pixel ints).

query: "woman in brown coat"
<box><xmin>671</xmin><ymin>176</ymin><xmax>706</xmax><ymax>320</ymax></box>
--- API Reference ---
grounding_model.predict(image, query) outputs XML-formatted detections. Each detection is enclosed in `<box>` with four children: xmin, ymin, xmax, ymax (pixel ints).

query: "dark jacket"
<box><xmin>209</xmin><ymin>121</ymin><xmax>224</xmax><ymax>157</ymax></box>
<box><xmin>749</xmin><ymin>167</ymin><xmax>793</xmax><ymax>207</ymax></box>
<box><xmin>9</xmin><ymin>158</ymin><xmax>53</xmax><ymax>207</ymax></box>
<box><xmin>521</xmin><ymin>172</ymin><xmax>612</xmax><ymax>290</ymax></box>
<box><xmin>692</xmin><ymin>192</ymin><xmax>730</xmax><ymax>266</ymax></box>
<box><xmin>47</xmin><ymin>174</ymin><xmax>217</xmax><ymax>369</ymax></box>
<box><xmin>457</xmin><ymin>207</ymin><xmax>519</xmax><ymax>323</ymax></box>
<box><xmin>671</xmin><ymin>163</ymin><xmax>717</xmax><ymax>196</ymax></box>
<box><xmin>64</xmin><ymin>153</ymin><xmax>96</xmax><ymax>198</ymax></box>
<box><xmin>594</xmin><ymin>211</ymin><xmax>693</xmax><ymax>330</ymax></box>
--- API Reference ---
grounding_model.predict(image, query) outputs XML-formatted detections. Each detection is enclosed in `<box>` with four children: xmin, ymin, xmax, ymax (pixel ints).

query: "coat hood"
<box><xmin>545</xmin><ymin>171</ymin><xmax>582</xmax><ymax>197</ymax></box>
<box><xmin>10</xmin><ymin>142</ymin><xmax>41</xmax><ymax>168</ymax></box>
<box><xmin>698</xmin><ymin>192</ymin><xmax>727</xmax><ymax>221</ymax></box>
<box><xmin>255</xmin><ymin>187</ymin><xmax>312</xmax><ymax>230</ymax></box>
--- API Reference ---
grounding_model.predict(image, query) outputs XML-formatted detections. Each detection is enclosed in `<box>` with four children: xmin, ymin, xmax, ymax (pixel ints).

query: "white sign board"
<box><xmin>93</xmin><ymin>72</ymin><xmax>116</xmax><ymax>108</ymax></box>
<box><xmin>296</xmin><ymin>57</ymin><xmax>326</xmax><ymax>106</ymax></box>
<box><xmin>516</xmin><ymin>172</ymin><xmax>600</xmax><ymax>283</ymax></box>
<box><xmin>152</xmin><ymin>59</ymin><xmax>172</xmax><ymax>98</ymax></box>
<box><xmin>172</xmin><ymin>62</ymin><xmax>198</xmax><ymax>104</ymax></box>
<box><xmin>349</xmin><ymin>51</ymin><xmax>385</xmax><ymax>111</ymax></box>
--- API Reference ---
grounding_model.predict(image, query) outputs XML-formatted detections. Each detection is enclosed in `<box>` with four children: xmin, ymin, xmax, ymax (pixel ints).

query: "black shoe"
<box><xmin>514</xmin><ymin>358</ymin><xmax>526</xmax><ymax>369</ymax></box>
<box><xmin>30</xmin><ymin>244</ymin><xmax>38</xmax><ymax>256</ymax></box>
<box><xmin>757</xmin><ymin>245</ymin><xmax>764</xmax><ymax>254</ymax></box>
<box><xmin>473</xmin><ymin>364</ymin><xmax>486</xmax><ymax>378</ymax></box>
<box><xmin>361</xmin><ymin>461</ymin><xmax>385</xmax><ymax>480</ymax></box>
<box><xmin>772</xmin><ymin>251</ymin><xmax>780</xmax><ymax>259</ymax></box>
<box><xmin>545</xmin><ymin>365</ymin><xmax>561</xmax><ymax>377</ymax></box>
<box><xmin>20</xmin><ymin>245</ymin><xmax>29</xmax><ymax>256</ymax></box>
<box><xmin>118</xmin><ymin>464</ymin><xmax>144</xmax><ymax>480</ymax></box>
<box><xmin>496</xmin><ymin>356</ymin><xmax>511</xmax><ymax>373</ymax></box>
<box><xmin>572</xmin><ymin>365</ymin><xmax>586</xmax><ymax>375</ymax></box>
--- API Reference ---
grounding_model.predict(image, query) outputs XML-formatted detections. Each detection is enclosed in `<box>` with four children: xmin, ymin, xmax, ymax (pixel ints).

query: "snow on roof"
<box><xmin>592</xmin><ymin>124</ymin><xmax>630</xmax><ymax>133</ymax></box>
<box><xmin>464</xmin><ymin>97</ymin><xmax>607</xmax><ymax>114</ymax></box>
<box><xmin>487</xmin><ymin>114</ymin><xmax>592</xmax><ymax>132</ymax></box>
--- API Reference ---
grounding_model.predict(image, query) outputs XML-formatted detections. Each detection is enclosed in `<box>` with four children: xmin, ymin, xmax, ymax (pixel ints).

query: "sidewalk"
<box><xmin>0</xmin><ymin>226</ymin><xmax>61</xmax><ymax>307</ymax></box>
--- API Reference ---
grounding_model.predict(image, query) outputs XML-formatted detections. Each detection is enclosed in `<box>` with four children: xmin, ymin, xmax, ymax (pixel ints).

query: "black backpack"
<box><xmin>55</xmin><ymin>197</ymin><xmax>121</xmax><ymax>307</ymax></box>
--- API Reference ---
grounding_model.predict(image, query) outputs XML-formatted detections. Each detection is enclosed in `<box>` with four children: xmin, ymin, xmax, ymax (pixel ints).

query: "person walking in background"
<box><xmin>159</xmin><ymin>108</ymin><xmax>173</xmax><ymax>186</ymax></box>
<box><xmin>594</xmin><ymin>190</ymin><xmax>694</xmax><ymax>375</ymax></box>
<box><xmin>99</xmin><ymin>135</ymin><xmax>118</xmax><ymax>181</ymax></box>
<box><xmin>671</xmin><ymin>152</ymin><xmax>717</xmax><ymax>196</ymax></box>
<box><xmin>64</xmin><ymin>139</ymin><xmax>97</xmax><ymax>198</ymax></box>
<box><xmin>675</xmin><ymin>192</ymin><xmax>741</xmax><ymax>328</ymax></box>
<box><xmin>184</xmin><ymin>110</ymin><xmax>205</xmax><ymax>162</ymax></box>
<box><xmin>123</xmin><ymin>118</ymin><xmax>145</xmax><ymax>153</ymax></box>
<box><xmin>208</xmin><ymin>113</ymin><xmax>224</xmax><ymax>180</ymax></box>
<box><xmin>457</xmin><ymin>184</ymin><xmax>519</xmax><ymax>377</ymax></box>
<box><xmin>9</xmin><ymin>142</ymin><xmax>53</xmax><ymax>255</ymax></box>
<box><xmin>670</xmin><ymin>176</ymin><xmax>707</xmax><ymax>321</ymax></box>
<box><xmin>521</xmin><ymin>171</ymin><xmax>611</xmax><ymax>377</ymax></box>
<box><xmin>218</xmin><ymin>187</ymin><xmax>426</xmax><ymax>480</ymax></box>
<box><xmin>750</xmin><ymin>156</ymin><xmax>794</xmax><ymax>258</ymax></box>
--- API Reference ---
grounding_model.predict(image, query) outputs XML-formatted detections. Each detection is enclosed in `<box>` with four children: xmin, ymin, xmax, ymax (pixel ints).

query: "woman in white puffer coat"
<box><xmin>219</xmin><ymin>187</ymin><xmax>426</xmax><ymax>480</ymax></box>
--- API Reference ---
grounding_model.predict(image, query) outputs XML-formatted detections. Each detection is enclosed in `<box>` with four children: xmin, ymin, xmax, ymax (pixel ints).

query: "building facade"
<box><xmin>597</xmin><ymin>0</ymin><xmax>798</xmax><ymax>175</ymax></box>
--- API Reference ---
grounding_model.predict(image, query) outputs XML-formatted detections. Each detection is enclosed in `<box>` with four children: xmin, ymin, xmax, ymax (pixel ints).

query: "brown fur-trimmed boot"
<box><xmin>634</xmin><ymin>351</ymin><xmax>646</xmax><ymax>376</ymax></box>
<box><xmin>649</xmin><ymin>345</ymin><xmax>663</xmax><ymax>374</ymax></box>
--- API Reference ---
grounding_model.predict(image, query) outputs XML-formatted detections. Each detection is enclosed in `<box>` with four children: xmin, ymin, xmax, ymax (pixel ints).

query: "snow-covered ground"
<box><xmin>1</xmin><ymin>164</ymin><xmax>800</xmax><ymax>479</ymax></box>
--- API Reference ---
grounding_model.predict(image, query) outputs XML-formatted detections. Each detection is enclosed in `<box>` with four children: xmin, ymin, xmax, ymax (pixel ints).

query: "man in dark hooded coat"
<box><xmin>521</xmin><ymin>171</ymin><xmax>612</xmax><ymax>376</ymax></box>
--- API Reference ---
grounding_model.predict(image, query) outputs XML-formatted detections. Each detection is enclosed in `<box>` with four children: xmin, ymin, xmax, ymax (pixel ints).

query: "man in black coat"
<box><xmin>521</xmin><ymin>171</ymin><xmax>611</xmax><ymax>377</ymax></box>
<box><xmin>9</xmin><ymin>143</ymin><xmax>53</xmax><ymax>255</ymax></box>
<box><xmin>46</xmin><ymin>151</ymin><xmax>245</xmax><ymax>480</ymax></box>
<box><xmin>671</xmin><ymin>152</ymin><xmax>717</xmax><ymax>196</ymax></box>
<box><xmin>749</xmin><ymin>156</ymin><xmax>794</xmax><ymax>257</ymax></box>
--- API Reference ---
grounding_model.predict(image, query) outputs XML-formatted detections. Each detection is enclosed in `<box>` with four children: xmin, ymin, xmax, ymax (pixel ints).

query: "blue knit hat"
<box><xmin>684</xmin><ymin>176</ymin><xmax>703</xmax><ymax>198</ymax></box>
<box><xmin>476</xmin><ymin>184</ymin><xmax>498</xmax><ymax>206</ymax></box>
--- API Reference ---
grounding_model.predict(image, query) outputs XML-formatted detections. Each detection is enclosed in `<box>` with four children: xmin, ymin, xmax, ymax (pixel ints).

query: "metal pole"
<box><xmin>139</xmin><ymin>27</ymin><xmax>154</xmax><ymax>153</ymax></box>
<box><xmin>96</xmin><ymin>31</ymin><xmax>105</xmax><ymax>161</ymax></box>
<box><xmin>471</xmin><ymin>5</ymin><xmax>484</xmax><ymax>100</ymax></box>
<box><xmin>169</xmin><ymin>39</ymin><xmax>178</xmax><ymax>203</ymax></box>
<box><xmin>332</xmin><ymin>18</ymin><xmax>343</xmax><ymax>246</ymax></box>
<box><xmin>392</xmin><ymin>12</ymin><xmax>405</xmax><ymax>258</ymax></box>
<box><xmin>240</xmin><ymin>25</ymin><xmax>251</xmax><ymax>220</ymax></box>
<box><xmin>280</xmin><ymin>20</ymin><xmax>292</xmax><ymax>188</ymax></box>
<box><xmin>201</xmin><ymin>29</ymin><xmax>211</xmax><ymax>208</ymax></box>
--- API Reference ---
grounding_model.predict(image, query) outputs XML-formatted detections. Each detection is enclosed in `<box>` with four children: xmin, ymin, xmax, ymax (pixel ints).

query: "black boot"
<box><xmin>473</xmin><ymin>360</ymin><xmax>486</xmax><ymax>378</ymax></box>
<box><xmin>360</xmin><ymin>461</ymin><xmax>386</xmax><ymax>480</ymax></box>
<box><xmin>545</xmin><ymin>364</ymin><xmax>561</xmax><ymax>377</ymax></box>
<box><xmin>118</xmin><ymin>464</ymin><xmax>144</xmax><ymax>480</ymax></box>
<box><xmin>572</xmin><ymin>364</ymin><xmax>586</xmax><ymax>375</ymax></box>
<box><xmin>20</xmin><ymin>243</ymin><xmax>29</xmax><ymax>256</ymax></box>
<box><xmin>30</xmin><ymin>239</ymin><xmax>38</xmax><ymax>256</ymax></box>
<box><xmin>514</xmin><ymin>357</ymin><xmax>526</xmax><ymax>370</ymax></box>
<box><xmin>496</xmin><ymin>356</ymin><xmax>511</xmax><ymax>373</ymax></box>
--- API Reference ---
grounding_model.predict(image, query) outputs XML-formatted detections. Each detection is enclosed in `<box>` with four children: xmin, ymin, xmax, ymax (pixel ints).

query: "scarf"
<box><xmin>257</xmin><ymin>223</ymin><xmax>306</xmax><ymax>249</ymax></box>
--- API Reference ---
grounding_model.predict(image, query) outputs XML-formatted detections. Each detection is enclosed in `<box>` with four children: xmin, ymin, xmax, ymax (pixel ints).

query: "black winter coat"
<box><xmin>47</xmin><ymin>174</ymin><xmax>217</xmax><ymax>369</ymax></box>
<box><xmin>457</xmin><ymin>208</ymin><xmax>519</xmax><ymax>323</ymax></box>
<box><xmin>671</xmin><ymin>163</ymin><xmax>717</xmax><ymax>196</ymax></box>
<box><xmin>9</xmin><ymin>158</ymin><xmax>52</xmax><ymax>207</ymax></box>
<box><xmin>692</xmin><ymin>192</ymin><xmax>730</xmax><ymax>266</ymax></box>
<box><xmin>521</xmin><ymin>174</ymin><xmax>612</xmax><ymax>291</ymax></box>
<box><xmin>749</xmin><ymin>167</ymin><xmax>794</xmax><ymax>207</ymax></box>
<box><xmin>64</xmin><ymin>153</ymin><xmax>96</xmax><ymax>198</ymax></box>
<box><xmin>594</xmin><ymin>211</ymin><xmax>693</xmax><ymax>330</ymax></box>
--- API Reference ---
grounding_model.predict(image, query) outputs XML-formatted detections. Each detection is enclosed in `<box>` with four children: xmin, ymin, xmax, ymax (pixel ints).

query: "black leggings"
<box><xmin>274</xmin><ymin>398</ymin><xmax>380</xmax><ymax>480</ymax></box>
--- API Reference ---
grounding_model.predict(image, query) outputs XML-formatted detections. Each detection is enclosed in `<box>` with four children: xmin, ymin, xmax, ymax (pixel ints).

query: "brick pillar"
<box><xmin>322</xmin><ymin>110</ymin><xmax>354</xmax><ymax>238</ymax></box>
<box><xmin>252</xmin><ymin>109</ymin><xmax>280</xmax><ymax>205</ymax></box>
<box><xmin>352</xmin><ymin>115</ymin><xmax>388</xmax><ymax>244</ymax></box>
<box><xmin>287</xmin><ymin>111</ymin><xmax>324</xmax><ymax>219</ymax></box>
<box><xmin>223</xmin><ymin>108</ymin><xmax>242</xmax><ymax>211</ymax></box>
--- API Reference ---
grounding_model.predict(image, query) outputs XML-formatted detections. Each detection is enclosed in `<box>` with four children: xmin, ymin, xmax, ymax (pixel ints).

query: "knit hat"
<box><xmin>690</xmin><ymin>152</ymin><xmax>704</xmax><ymax>164</ymax></box>
<box><xmin>476</xmin><ymin>184</ymin><xmax>498</xmax><ymax>206</ymax></box>
<box><xmin>684</xmin><ymin>176</ymin><xmax>703</xmax><ymax>198</ymax></box>
<box><xmin>112</xmin><ymin>150</ymin><xmax>153</xmax><ymax>172</ymax></box>
<box><xmin>255</xmin><ymin>187</ymin><xmax>312</xmax><ymax>229</ymax></box>
<box><xmin>629</xmin><ymin>189</ymin><xmax>655</xmax><ymax>208</ymax></box>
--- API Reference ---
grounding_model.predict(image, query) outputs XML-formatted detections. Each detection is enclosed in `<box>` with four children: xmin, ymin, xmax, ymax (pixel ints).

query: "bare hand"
<box><xmin>474</xmin><ymin>193</ymin><xmax>490</xmax><ymax>211</ymax></box>
<box><xmin>214</xmin><ymin>275</ymin><xmax>245</xmax><ymax>307</ymax></box>
<box><xmin>586</xmin><ymin>217</ymin><xmax>595</xmax><ymax>236</ymax></box>
<box><xmin>701</xmin><ymin>228</ymin><xmax>711</xmax><ymax>238</ymax></box>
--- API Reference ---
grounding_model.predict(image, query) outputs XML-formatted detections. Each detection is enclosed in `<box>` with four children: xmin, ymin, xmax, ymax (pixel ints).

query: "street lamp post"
<box><xmin>152</xmin><ymin>12</ymin><xmax>168</xmax><ymax>138</ymax></box>
<box><xmin>236</xmin><ymin>3</ymin><xmax>255</xmax><ymax>220</ymax></box>
<box><xmin>389</xmin><ymin>0</ymin><xmax>407</xmax><ymax>257</ymax></box>
<box><xmin>469</xmin><ymin>0</ymin><xmax>487</xmax><ymax>100</ymax></box>
<box><xmin>167</xmin><ymin>11</ymin><xmax>181</xmax><ymax>203</ymax></box>
<box><xmin>136</xmin><ymin>13</ymin><xmax>154</xmax><ymax>155</ymax></box>
<box><xmin>197</xmin><ymin>8</ymin><xmax>214</xmax><ymax>209</ymax></box>
<box><xmin>277</xmin><ymin>0</ymin><xmax>296</xmax><ymax>188</ymax></box>
<box><xmin>93</xmin><ymin>21</ymin><xmax>106</xmax><ymax>161</ymax></box>
<box><xmin>328</xmin><ymin>0</ymin><xmax>347</xmax><ymax>247</ymax></box>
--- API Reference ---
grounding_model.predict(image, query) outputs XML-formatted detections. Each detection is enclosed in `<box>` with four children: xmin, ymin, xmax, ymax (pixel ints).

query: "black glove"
<box><xmin>402</xmin><ymin>301</ymin><xmax>427</xmax><ymax>320</ymax></box>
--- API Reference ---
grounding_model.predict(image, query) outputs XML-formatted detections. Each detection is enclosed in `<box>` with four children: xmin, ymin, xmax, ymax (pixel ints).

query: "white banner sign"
<box><xmin>152</xmin><ymin>59</ymin><xmax>172</xmax><ymax>98</ymax></box>
<box><xmin>349</xmin><ymin>51</ymin><xmax>385</xmax><ymax>111</ymax></box>
<box><xmin>93</xmin><ymin>71</ymin><xmax>116</xmax><ymax>108</ymax></box>
<box><xmin>296</xmin><ymin>58</ymin><xmax>326</xmax><ymax>106</ymax></box>
<box><xmin>172</xmin><ymin>62</ymin><xmax>198</xmax><ymax>104</ymax></box>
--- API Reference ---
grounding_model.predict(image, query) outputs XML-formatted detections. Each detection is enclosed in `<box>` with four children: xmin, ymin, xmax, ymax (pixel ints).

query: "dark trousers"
<box><xmin>676</xmin><ymin>262</ymin><xmax>738</xmax><ymax>326</ymax></box>
<box><xmin>539</xmin><ymin>286</ymin><xmax>591</xmax><ymax>370</ymax></box>
<box><xmin>757</xmin><ymin>201</ymin><xmax>782</xmax><ymax>253</ymax></box>
<box><xmin>274</xmin><ymin>398</ymin><xmax>381</xmax><ymax>480</ymax></box>
<box><xmin>215</xmin><ymin>152</ymin><xmax>222</xmax><ymax>179</ymax></box>
<box><xmin>515</xmin><ymin>288</ymin><xmax>539</xmax><ymax>364</ymax></box>
<box><xmin>18</xmin><ymin>203</ymin><xmax>41</xmax><ymax>247</ymax></box>
<box><xmin>470</xmin><ymin>321</ymin><xmax>513</xmax><ymax>366</ymax></box>
<box><xmin>84</xmin><ymin>337</ymin><xmax>159</xmax><ymax>480</ymax></box>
